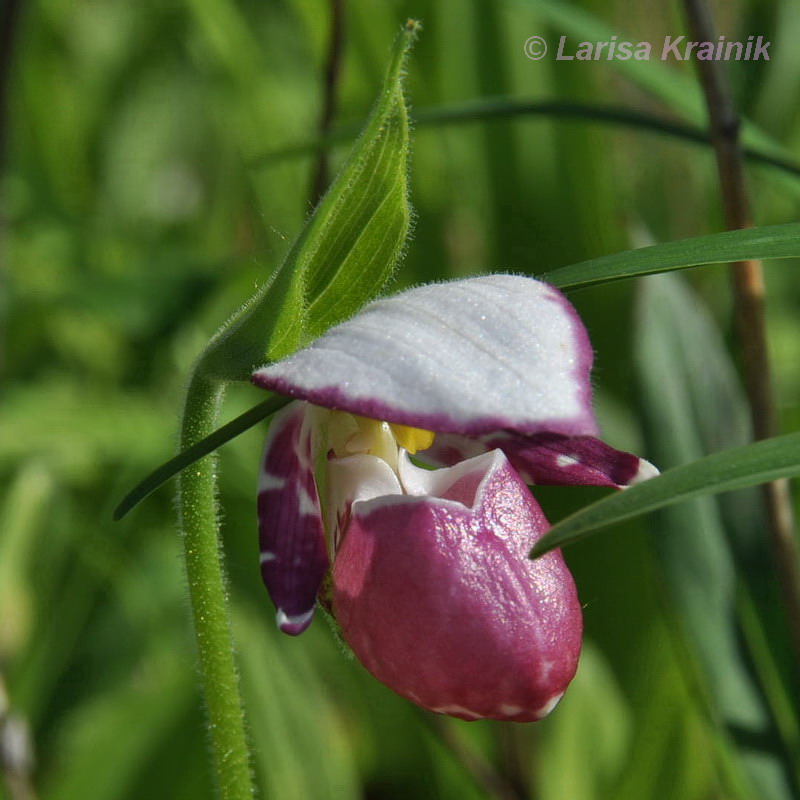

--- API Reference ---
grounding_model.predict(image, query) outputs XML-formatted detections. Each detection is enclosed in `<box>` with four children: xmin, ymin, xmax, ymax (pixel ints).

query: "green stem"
<box><xmin>177</xmin><ymin>374</ymin><xmax>255</xmax><ymax>799</ymax></box>
<box><xmin>682</xmin><ymin>0</ymin><xmax>800</xmax><ymax>673</ymax></box>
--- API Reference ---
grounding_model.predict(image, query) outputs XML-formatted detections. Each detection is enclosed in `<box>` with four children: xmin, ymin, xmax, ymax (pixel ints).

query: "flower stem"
<box><xmin>308</xmin><ymin>0</ymin><xmax>345</xmax><ymax>206</ymax></box>
<box><xmin>682</xmin><ymin>0</ymin><xmax>800</xmax><ymax>668</ymax></box>
<box><xmin>178</xmin><ymin>374</ymin><xmax>255</xmax><ymax>799</ymax></box>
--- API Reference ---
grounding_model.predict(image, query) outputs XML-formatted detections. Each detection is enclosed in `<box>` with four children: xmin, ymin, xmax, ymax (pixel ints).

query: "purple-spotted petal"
<box><xmin>257</xmin><ymin>402</ymin><xmax>328</xmax><ymax>635</ymax></box>
<box><xmin>427</xmin><ymin>432</ymin><xmax>658</xmax><ymax>488</ymax></box>
<box><xmin>332</xmin><ymin>450</ymin><xmax>582</xmax><ymax>722</ymax></box>
<box><xmin>253</xmin><ymin>275</ymin><xmax>597</xmax><ymax>437</ymax></box>
<box><xmin>485</xmin><ymin>432</ymin><xmax>658</xmax><ymax>487</ymax></box>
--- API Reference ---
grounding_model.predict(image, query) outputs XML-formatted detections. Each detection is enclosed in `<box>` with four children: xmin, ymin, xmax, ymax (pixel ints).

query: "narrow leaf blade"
<box><xmin>540</xmin><ymin>223</ymin><xmax>800</xmax><ymax>290</ymax></box>
<box><xmin>113</xmin><ymin>395</ymin><xmax>290</xmax><ymax>520</ymax></box>
<box><xmin>530</xmin><ymin>432</ymin><xmax>800</xmax><ymax>557</ymax></box>
<box><xmin>254</xmin><ymin>98</ymin><xmax>800</xmax><ymax>185</ymax></box>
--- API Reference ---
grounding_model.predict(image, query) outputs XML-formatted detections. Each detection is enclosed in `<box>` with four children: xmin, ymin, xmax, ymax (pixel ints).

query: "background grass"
<box><xmin>2</xmin><ymin>0</ymin><xmax>799</xmax><ymax>798</ymax></box>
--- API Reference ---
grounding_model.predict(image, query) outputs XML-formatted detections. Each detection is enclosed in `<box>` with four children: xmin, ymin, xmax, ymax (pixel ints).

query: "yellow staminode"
<box><xmin>389</xmin><ymin>422</ymin><xmax>435</xmax><ymax>454</ymax></box>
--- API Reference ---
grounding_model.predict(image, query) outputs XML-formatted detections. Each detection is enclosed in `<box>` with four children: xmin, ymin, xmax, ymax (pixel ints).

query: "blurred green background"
<box><xmin>2</xmin><ymin>0</ymin><xmax>799</xmax><ymax>798</ymax></box>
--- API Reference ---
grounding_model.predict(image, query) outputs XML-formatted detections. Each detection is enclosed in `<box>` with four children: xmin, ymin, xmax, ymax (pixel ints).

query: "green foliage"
<box><xmin>635</xmin><ymin>274</ymin><xmax>795</xmax><ymax>799</ymax></box>
<box><xmin>4</xmin><ymin>0</ymin><xmax>799</xmax><ymax>799</ymax></box>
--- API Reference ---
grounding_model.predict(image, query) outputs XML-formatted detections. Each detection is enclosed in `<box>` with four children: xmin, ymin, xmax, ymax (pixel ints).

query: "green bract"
<box><xmin>196</xmin><ymin>21</ymin><xmax>418</xmax><ymax>383</ymax></box>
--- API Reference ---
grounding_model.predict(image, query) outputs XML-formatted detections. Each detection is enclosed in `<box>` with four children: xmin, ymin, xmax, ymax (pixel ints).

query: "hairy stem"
<box><xmin>178</xmin><ymin>375</ymin><xmax>255</xmax><ymax>799</ymax></box>
<box><xmin>682</xmin><ymin>0</ymin><xmax>800</xmax><ymax>667</ymax></box>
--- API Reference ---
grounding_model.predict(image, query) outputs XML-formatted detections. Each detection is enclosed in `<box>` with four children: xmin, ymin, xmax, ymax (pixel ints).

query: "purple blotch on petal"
<box><xmin>481</xmin><ymin>432</ymin><xmax>658</xmax><ymax>488</ymax></box>
<box><xmin>258</xmin><ymin>402</ymin><xmax>329</xmax><ymax>635</ymax></box>
<box><xmin>427</xmin><ymin>432</ymin><xmax>657</xmax><ymax>489</ymax></box>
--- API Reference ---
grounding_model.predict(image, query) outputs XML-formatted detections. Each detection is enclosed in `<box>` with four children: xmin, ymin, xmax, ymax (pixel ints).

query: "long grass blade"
<box><xmin>531</xmin><ymin>431</ymin><xmax>800</xmax><ymax>557</ymax></box>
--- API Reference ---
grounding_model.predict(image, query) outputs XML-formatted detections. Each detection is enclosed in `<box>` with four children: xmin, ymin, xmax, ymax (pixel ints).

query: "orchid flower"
<box><xmin>252</xmin><ymin>275</ymin><xmax>656</xmax><ymax>722</ymax></box>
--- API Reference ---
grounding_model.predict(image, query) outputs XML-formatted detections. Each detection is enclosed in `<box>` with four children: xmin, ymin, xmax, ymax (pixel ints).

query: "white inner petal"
<box><xmin>398</xmin><ymin>449</ymin><xmax>503</xmax><ymax>509</ymax></box>
<box><xmin>325</xmin><ymin>454</ymin><xmax>403</xmax><ymax>551</ymax></box>
<box><xmin>328</xmin><ymin>454</ymin><xmax>403</xmax><ymax>505</ymax></box>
